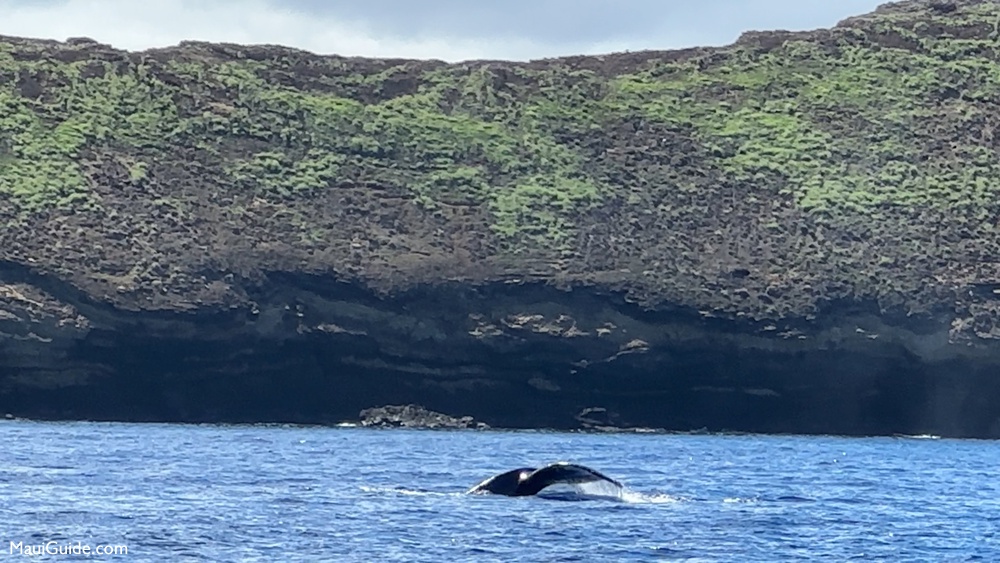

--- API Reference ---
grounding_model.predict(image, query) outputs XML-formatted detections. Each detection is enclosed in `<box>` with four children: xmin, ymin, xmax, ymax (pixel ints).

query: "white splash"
<box><xmin>723</xmin><ymin>497</ymin><xmax>759</xmax><ymax>504</ymax></box>
<box><xmin>538</xmin><ymin>481</ymin><xmax>679</xmax><ymax>504</ymax></box>
<box><xmin>359</xmin><ymin>485</ymin><xmax>455</xmax><ymax>497</ymax></box>
<box><xmin>619</xmin><ymin>490</ymin><xmax>679</xmax><ymax>504</ymax></box>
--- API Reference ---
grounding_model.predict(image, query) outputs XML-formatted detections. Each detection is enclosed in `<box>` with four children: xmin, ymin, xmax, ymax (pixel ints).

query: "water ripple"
<box><xmin>2</xmin><ymin>421</ymin><xmax>1000</xmax><ymax>561</ymax></box>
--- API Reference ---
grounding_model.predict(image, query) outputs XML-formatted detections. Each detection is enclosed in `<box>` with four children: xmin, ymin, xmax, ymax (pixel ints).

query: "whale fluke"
<box><xmin>468</xmin><ymin>462</ymin><xmax>622</xmax><ymax>496</ymax></box>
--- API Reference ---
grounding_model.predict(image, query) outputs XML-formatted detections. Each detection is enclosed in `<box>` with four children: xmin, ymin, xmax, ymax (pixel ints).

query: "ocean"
<box><xmin>3</xmin><ymin>421</ymin><xmax>998</xmax><ymax>561</ymax></box>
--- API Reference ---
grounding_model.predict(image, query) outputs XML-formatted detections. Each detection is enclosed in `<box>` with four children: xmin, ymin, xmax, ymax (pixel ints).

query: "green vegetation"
<box><xmin>3</xmin><ymin>0</ymin><xmax>1000</xmax><ymax>254</ymax></box>
<box><xmin>0</xmin><ymin>88</ymin><xmax>91</xmax><ymax>211</ymax></box>
<box><xmin>608</xmin><ymin>29</ymin><xmax>1000</xmax><ymax>213</ymax></box>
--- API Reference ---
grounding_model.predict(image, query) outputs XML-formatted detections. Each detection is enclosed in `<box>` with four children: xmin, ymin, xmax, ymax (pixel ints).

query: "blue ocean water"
<box><xmin>2</xmin><ymin>421</ymin><xmax>999</xmax><ymax>562</ymax></box>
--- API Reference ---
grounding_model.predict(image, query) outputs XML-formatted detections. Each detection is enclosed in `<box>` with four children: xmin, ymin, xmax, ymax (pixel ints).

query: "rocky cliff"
<box><xmin>4</xmin><ymin>0</ymin><xmax>1000</xmax><ymax>437</ymax></box>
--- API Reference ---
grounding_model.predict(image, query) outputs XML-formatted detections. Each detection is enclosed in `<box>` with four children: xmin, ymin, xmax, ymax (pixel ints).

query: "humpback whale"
<box><xmin>468</xmin><ymin>462</ymin><xmax>622</xmax><ymax>497</ymax></box>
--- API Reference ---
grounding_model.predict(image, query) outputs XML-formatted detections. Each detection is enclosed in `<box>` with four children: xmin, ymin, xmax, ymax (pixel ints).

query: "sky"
<box><xmin>0</xmin><ymin>0</ymin><xmax>890</xmax><ymax>62</ymax></box>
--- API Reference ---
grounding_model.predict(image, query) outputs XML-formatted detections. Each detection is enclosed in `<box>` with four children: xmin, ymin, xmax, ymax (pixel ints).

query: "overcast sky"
<box><xmin>1</xmin><ymin>0</ymin><xmax>889</xmax><ymax>62</ymax></box>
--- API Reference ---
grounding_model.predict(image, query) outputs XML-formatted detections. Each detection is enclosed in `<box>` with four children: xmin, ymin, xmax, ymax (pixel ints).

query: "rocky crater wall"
<box><xmin>4</xmin><ymin>0</ymin><xmax>1000</xmax><ymax>437</ymax></box>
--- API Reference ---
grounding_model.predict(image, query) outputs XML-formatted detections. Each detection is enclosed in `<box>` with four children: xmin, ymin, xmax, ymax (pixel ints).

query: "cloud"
<box><xmin>0</xmin><ymin>0</ymin><xmax>887</xmax><ymax>62</ymax></box>
<box><xmin>0</xmin><ymin>0</ymin><xmax>499</xmax><ymax>61</ymax></box>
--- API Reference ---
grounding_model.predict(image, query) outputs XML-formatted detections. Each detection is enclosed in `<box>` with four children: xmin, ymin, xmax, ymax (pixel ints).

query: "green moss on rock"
<box><xmin>4</xmin><ymin>0</ymin><xmax>1000</xmax><ymax>324</ymax></box>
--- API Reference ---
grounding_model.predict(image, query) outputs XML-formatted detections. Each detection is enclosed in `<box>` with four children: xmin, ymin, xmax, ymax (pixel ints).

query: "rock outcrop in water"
<box><xmin>3</xmin><ymin>0</ymin><xmax>1000</xmax><ymax>437</ymax></box>
<box><xmin>359</xmin><ymin>404</ymin><xmax>489</xmax><ymax>429</ymax></box>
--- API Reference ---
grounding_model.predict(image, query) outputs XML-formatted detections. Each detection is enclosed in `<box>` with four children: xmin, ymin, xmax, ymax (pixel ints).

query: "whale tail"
<box><xmin>467</xmin><ymin>467</ymin><xmax>535</xmax><ymax>495</ymax></box>
<box><xmin>468</xmin><ymin>462</ymin><xmax>622</xmax><ymax>497</ymax></box>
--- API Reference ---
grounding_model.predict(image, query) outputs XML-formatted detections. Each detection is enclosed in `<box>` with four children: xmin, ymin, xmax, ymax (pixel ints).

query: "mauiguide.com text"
<box><xmin>9</xmin><ymin>540</ymin><xmax>128</xmax><ymax>557</ymax></box>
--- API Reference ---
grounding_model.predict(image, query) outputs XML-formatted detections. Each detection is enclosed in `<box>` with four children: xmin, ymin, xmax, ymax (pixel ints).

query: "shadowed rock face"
<box><xmin>4</xmin><ymin>261</ymin><xmax>1000</xmax><ymax>437</ymax></box>
<box><xmin>4</xmin><ymin>0</ymin><xmax>1000</xmax><ymax>437</ymax></box>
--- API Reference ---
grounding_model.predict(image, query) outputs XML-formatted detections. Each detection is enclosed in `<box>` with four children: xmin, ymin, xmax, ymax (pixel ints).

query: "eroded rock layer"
<box><xmin>3</xmin><ymin>0</ymin><xmax>1000</xmax><ymax>436</ymax></box>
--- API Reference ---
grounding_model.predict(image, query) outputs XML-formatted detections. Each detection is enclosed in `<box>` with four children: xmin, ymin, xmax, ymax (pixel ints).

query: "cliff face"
<box><xmin>4</xmin><ymin>0</ymin><xmax>1000</xmax><ymax>437</ymax></box>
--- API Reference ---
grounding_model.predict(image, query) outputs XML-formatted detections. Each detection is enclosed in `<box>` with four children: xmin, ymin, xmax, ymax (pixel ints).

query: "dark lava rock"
<box><xmin>359</xmin><ymin>404</ymin><xmax>489</xmax><ymax>430</ymax></box>
<box><xmin>574</xmin><ymin>406</ymin><xmax>664</xmax><ymax>433</ymax></box>
<box><xmin>575</xmin><ymin>406</ymin><xmax>619</xmax><ymax>429</ymax></box>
